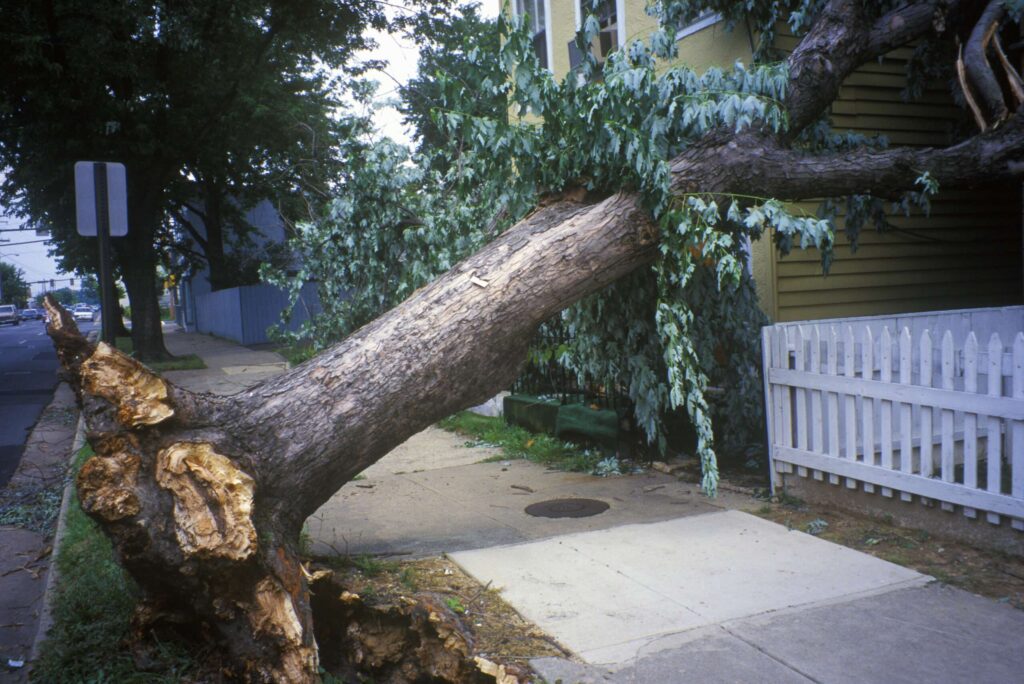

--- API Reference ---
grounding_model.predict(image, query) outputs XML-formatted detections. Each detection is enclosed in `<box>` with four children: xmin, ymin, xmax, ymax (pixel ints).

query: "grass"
<box><xmin>277</xmin><ymin>343</ymin><xmax>318</xmax><ymax>367</ymax></box>
<box><xmin>350</xmin><ymin>554</ymin><xmax>399</xmax><ymax>577</ymax></box>
<box><xmin>115</xmin><ymin>336</ymin><xmax>206</xmax><ymax>371</ymax></box>
<box><xmin>438</xmin><ymin>411</ymin><xmax>603</xmax><ymax>472</ymax></box>
<box><xmin>33</xmin><ymin>445</ymin><xmax>196</xmax><ymax>683</ymax></box>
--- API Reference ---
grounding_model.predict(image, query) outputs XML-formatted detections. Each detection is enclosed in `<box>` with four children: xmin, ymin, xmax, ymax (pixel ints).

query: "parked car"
<box><xmin>0</xmin><ymin>304</ymin><xmax>20</xmax><ymax>326</ymax></box>
<box><xmin>72</xmin><ymin>304</ymin><xmax>97</xmax><ymax>322</ymax></box>
<box><xmin>19</xmin><ymin>308</ymin><xmax>42</xmax><ymax>321</ymax></box>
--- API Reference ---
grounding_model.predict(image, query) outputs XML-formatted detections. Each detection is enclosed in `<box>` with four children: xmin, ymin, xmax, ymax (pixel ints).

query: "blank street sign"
<box><xmin>74</xmin><ymin>161</ymin><xmax>128</xmax><ymax>237</ymax></box>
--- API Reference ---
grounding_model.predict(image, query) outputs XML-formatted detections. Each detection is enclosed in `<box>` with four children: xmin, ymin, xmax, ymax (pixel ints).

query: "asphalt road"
<box><xmin>0</xmin><ymin>319</ymin><xmax>95</xmax><ymax>487</ymax></box>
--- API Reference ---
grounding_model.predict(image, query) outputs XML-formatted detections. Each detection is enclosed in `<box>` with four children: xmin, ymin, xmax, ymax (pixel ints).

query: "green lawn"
<box><xmin>33</xmin><ymin>446</ymin><xmax>196</xmax><ymax>683</ymax></box>
<box><xmin>438</xmin><ymin>410</ymin><xmax>606</xmax><ymax>472</ymax></box>
<box><xmin>115</xmin><ymin>336</ymin><xmax>206</xmax><ymax>371</ymax></box>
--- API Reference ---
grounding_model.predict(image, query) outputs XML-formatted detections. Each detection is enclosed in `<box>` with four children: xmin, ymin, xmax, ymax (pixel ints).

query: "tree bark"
<box><xmin>45</xmin><ymin>3</ymin><xmax>1024</xmax><ymax>682</ymax></box>
<box><xmin>118</xmin><ymin>191</ymin><xmax>172</xmax><ymax>362</ymax></box>
<box><xmin>45</xmin><ymin>193</ymin><xmax>657</xmax><ymax>682</ymax></box>
<box><xmin>203</xmin><ymin>177</ymin><xmax>231</xmax><ymax>292</ymax></box>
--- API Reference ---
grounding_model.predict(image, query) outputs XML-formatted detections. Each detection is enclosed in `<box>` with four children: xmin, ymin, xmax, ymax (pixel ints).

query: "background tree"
<box><xmin>399</xmin><ymin>3</ymin><xmax>508</xmax><ymax>171</ymax></box>
<box><xmin>0</xmin><ymin>0</ymin><xmax>385</xmax><ymax>360</ymax></box>
<box><xmin>76</xmin><ymin>275</ymin><xmax>100</xmax><ymax>306</ymax></box>
<box><xmin>0</xmin><ymin>261</ymin><xmax>30</xmax><ymax>306</ymax></box>
<box><xmin>46</xmin><ymin>0</ymin><xmax>1024</xmax><ymax>682</ymax></box>
<box><xmin>41</xmin><ymin>287</ymin><xmax>76</xmax><ymax>307</ymax></box>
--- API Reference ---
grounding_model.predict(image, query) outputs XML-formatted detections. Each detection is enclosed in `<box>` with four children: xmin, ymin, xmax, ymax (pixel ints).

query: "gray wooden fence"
<box><xmin>193</xmin><ymin>282</ymin><xmax>320</xmax><ymax>345</ymax></box>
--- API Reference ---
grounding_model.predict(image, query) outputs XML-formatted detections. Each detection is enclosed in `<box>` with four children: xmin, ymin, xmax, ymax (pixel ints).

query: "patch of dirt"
<box><xmin>310</xmin><ymin>554</ymin><xmax>569</xmax><ymax>680</ymax></box>
<box><xmin>747</xmin><ymin>493</ymin><xmax>1024</xmax><ymax>610</ymax></box>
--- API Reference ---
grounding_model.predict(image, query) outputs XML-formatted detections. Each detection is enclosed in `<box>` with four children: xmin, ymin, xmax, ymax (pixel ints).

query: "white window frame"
<box><xmin>573</xmin><ymin>0</ymin><xmax>626</xmax><ymax>56</ymax></box>
<box><xmin>675</xmin><ymin>11</ymin><xmax>722</xmax><ymax>41</ymax></box>
<box><xmin>615</xmin><ymin>0</ymin><xmax>626</xmax><ymax>47</ymax></box>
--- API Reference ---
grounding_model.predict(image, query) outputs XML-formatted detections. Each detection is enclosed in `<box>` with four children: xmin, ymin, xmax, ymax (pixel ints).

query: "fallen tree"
<box><xmin>46</xmin><ymin>1</ymin><xmax>1024</xmax><ymax>681</ymax></box>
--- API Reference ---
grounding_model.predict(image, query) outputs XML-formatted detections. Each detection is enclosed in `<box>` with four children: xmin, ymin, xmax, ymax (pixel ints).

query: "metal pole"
<box><xmin>94</xmin><ymin>162</ymin><xmax>117</xmax><ymax>345</ymax></box>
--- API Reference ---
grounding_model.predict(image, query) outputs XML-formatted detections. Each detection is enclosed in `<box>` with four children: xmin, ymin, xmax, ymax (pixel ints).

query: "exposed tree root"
<box><xmin>309</xmin><ymin>569</ymin><xmax>532</xmax><ymax>684</ymax></box>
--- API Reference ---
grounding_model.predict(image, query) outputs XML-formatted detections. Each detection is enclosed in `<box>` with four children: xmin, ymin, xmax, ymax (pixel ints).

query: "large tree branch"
<box><xmin>671</xmin><ymin>112</ymin><xmax>1024</xmax><ymax>199</ymax></box>
<box><xmin>227</xmin><ymin>194</ymin><xmax>659</xmax><ymax>526</ymax></box>
<box><xmin>171</xmin><ymin>206</ymin><xmax>209</xmax><ymax>252</ymax></box>
<box><xmin>964</xmin><ymin>0</ymin><xmax>1009</xmax><ymax>124</ymax></box>
<box><xmin>786</xmin><ymin>0</ymin><xmax>957</xmax><ymax>136</ymax></box>
<box><xmin>208</xmin><ymin>113</ymin><xmax>1024</xmax><ymax>529</ymax></box>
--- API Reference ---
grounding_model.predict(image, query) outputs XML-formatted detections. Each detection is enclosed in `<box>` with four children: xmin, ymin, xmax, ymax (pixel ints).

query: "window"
<box><xmin>568</xmin><ymin>0</ymin><xmax>620</xmax><ymax>70</ymax></box>
<box><xmin>516</xmin><ymin>0</ymin><xmax>548</xmax><ymax>69</ymax></box>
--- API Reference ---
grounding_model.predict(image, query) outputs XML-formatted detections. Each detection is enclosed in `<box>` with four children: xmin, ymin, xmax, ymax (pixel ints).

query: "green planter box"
<box><xmin>555</xmin><ymin>402</ymin><xmax>619</xmax><ymax>449</ymax></box>
<box><xmin>504</xmin><ymin>394</ymin><xmax>619</xmax><ymax>449</ymax></box>
<box><xmin>503</xmin><ymin>394</ymin><xmax>561</xmax><ymax>435</ymax></box>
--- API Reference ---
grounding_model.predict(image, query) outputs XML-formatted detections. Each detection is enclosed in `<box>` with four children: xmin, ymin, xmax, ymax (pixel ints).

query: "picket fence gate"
<box><xmin>762</xmin><ymin>308</ymin><xmax>1024</xmax><ymax>531</ymax></box>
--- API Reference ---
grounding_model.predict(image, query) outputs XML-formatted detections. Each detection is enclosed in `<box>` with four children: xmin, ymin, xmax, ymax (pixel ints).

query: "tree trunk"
<box><xmin>44</xmin><ymin>2</ymin><xmax>1024</xmax><ymax>680</ymax></box>
<box><xmin>45</xmin><ymin>193</ymin><xmax>656</xmax><ymax>682</ymax></box>
<box><xmin>118</xmin><ymin>196</ymin><xmax>171</xmax><ymax>362</ymax></box>
<box><xmin>203</xmin><ymin>178</ymin><xmax>230</xmax><ymax>292</ymax></box>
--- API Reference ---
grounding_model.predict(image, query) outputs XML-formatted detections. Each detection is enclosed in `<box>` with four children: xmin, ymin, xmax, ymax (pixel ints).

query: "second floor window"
<box><xmin>569</xmin><ymin>0</ymin><xmax>619</xmax><ymax>70</ymax></box>
<box><xmin>516</xmin><ymin>0</ymin><xmax>548</xmax><ymax>69</ymax></box>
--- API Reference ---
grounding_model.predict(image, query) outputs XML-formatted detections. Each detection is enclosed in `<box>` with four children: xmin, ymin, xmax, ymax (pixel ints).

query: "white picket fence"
<box><xmin>762</xmin><ymin>307</ymin><xmax>1024</xmax><ymax>530</ymax></box>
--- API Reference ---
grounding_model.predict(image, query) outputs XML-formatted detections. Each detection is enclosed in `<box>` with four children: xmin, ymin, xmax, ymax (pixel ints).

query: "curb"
<box><xmin>27</xmin><ymin>412</ymin><xmax>86</xmax><ymax>667</ymax></box>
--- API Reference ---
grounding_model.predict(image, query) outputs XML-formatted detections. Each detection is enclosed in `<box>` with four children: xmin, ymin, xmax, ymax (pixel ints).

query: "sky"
<box><xmin>364</xmin><ymin>0</ymin><xmax>499</xmax><ymax>144</ymax></box>
<box><xmin>0</xmin><ymin>0</ymin><xmax>500</xmax><ymax>296</ymax></box>
<box><xmin>0</xmin><ymin>217</ymin><xmax>69</xmax><ymax>297</ymax></box>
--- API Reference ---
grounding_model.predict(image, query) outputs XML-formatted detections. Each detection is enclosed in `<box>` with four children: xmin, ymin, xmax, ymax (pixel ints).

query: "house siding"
<box><xmin>771</xmin><ymin>30</ymin><xmax>1022</xmax><ymax>322</ymax></box>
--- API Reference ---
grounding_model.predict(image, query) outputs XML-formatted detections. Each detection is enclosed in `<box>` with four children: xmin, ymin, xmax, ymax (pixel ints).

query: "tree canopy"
<box><xmin>0</xmin><ymin>0</ymin><xmax>387</xmax><ymax>359</ymax></box>
<box><xmin>275</xmin><ymin>0</ymin><xmax>1024</xmax><ymax>492</ymax></box>
<box><xmin>0</xmin><ymin>261</ymin><xmax>30</xmax><ymax>306</ymax></box>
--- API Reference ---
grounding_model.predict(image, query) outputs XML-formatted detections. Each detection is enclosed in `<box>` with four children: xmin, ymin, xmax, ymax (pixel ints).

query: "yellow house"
<box><xmin>509</xmin><ymin>1</ymin><xmax>1023</xmax><ymax>322</ymax></box>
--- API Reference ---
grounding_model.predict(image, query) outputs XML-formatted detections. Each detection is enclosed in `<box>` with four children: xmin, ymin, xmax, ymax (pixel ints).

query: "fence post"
<box><xmin>844</xmin><ymin>326</ymin><xmax>857</xmax><ymax>489</ymax></box>
<box><xmin>762</xmin><ymin>326</ymin><xmax>779</xmax><ymax>494</ymax></box>
<box><xmin>940</xmin><ymin>330</ymin><xmax>955</xmax><ymax>512</ymax></box>
<box><xmin>1013</xmin><ymin>333</ymin><xmax>1024</xmax><ymax>530</ymax></box>
<box><xmin>964</xmin><ymin>332</ymin><xmax>979</xmax><ymax>519</ymax></box>
<box><xmin>986</xmin><ymin>333</ymin><xmax>1003</xmax><ymax>525</ymax></box>
<box><xmin>920</xmin><ymin>330</ymin><xmax>934</xmax><ymax>480</ymax></box>
<box><xmin>794</xmin><ymin>326</ymin><xmax>808</xmax><ymax>455</ymax></box>
<box><xmin>880</xmin><ymin>327</ymin><xmax>893</xmax><ymax>497</ymax></box>
<box><xmin>827</xmin><ymin>327</ymin><xmax>840</xmax><ymax>485</ymax></box>
<box><xmin>899</xmin><ymin>328</ymin><xmax>913</xmax><ymax>501</ymax></box>
<box><xmin>811</xmin><ymin>326</ymin><xmax>823</xmax><ymax>459</ymax></box>
<box><xmin>862</xmin><ymin>328</ymin><xmax>876</xmax><ymax>492</ymax></box>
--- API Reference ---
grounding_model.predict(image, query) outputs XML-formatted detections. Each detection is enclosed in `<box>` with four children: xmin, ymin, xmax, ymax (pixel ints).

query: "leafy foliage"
<box><xmin>269</xmin><ymin>8</ymin><xmax>800</xmax><ymax>494</ymax></box>
<box><xmin>0</xmin><ymin>0</ymin><xmax>389</xmax><ymax>357</ymax></box>
<box><xmin>0</xmin><ymin>261</ymin><xmax>30</xmax><ymax>306</ymax></box>
<box><xmin>269</xmin><ymin>1</ymin><xmax>950</xmax><ymax>493</ymax></box>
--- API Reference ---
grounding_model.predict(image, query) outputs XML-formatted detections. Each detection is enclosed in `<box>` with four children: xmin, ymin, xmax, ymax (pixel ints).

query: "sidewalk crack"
<box><xmin>722</xmin><ymin>626</ymin><xmax>822</xmax><ymax>683</ymax></box>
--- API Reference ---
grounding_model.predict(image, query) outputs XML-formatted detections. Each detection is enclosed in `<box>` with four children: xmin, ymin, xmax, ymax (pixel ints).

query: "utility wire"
<box><xmin>0</xmin><ymin>238</ymin><xmax>51</xmax><ymax>247</ymax></box>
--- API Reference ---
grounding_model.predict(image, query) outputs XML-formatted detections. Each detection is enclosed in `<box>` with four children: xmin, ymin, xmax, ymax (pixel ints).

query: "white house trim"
<box><xmin>615</xmin><ymin>0</ymin><xmax>626</xmax><ymax>48</ymax></box>
<box><xmin>675</xmin><ymin>12</ymin><xmax>722</xmax><ymax>41</ymax></box>
<box><xmin>544</xmin><ymin>0</ymin><xmax>553</xmax><ymax>71</ymax></box>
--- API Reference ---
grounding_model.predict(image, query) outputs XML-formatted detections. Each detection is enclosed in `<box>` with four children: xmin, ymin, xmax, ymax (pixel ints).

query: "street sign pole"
<box><xmin>93</xmin><ymin>162</ymin><xmax>117</xmax><ymax>345</ymax></box>
<box><xmin>75</xmin><ymin>160</ymin><xmax>127</xmax><ymax>343</ymax></box>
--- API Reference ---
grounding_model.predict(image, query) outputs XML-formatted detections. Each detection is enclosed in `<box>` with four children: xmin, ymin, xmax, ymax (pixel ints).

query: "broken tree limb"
<box><xmin>964</xmin><ymin>0</ymin><xmax>1009</xmax><ymax>124</ymax></box>
<box><xmin>993</xmin><ymin>32</ymin><xmax>1024</xmax><ymax>107</ymax></box>
<box><xmin>958</xmin><ymin>43</ymin><xmax>991</xmax><ymax>131</ymax></box>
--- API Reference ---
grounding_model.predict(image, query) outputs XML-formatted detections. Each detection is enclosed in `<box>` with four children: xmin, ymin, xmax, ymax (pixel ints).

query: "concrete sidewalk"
<box><xmin>161</xmin><ymin>323</ymin><xmax>288</xmax><ymax>395</ymax></box>
<box><xmin>160</xmin><ymin>328</ymin><xmax>1024</xmax><ymax>682</ymax></box>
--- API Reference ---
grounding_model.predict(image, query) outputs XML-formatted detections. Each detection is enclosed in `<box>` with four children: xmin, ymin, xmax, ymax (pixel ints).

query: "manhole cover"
<box><xmin>524</xmin><ymin>498</ymin><xmax>609</xmax><ymax>518</ymax></box>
